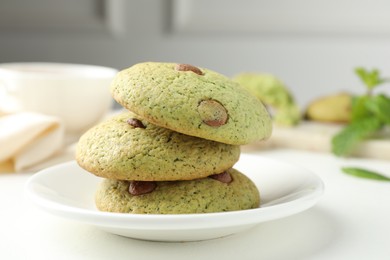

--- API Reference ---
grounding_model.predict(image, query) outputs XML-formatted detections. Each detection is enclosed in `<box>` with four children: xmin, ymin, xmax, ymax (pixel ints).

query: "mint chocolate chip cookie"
<box><xmin>110</xmin><ymin>62</ymin><xmax>272</xmax><ymax>145</ymax></box>
<box><xmin>95</xmin><ymin>168</ymin><xmax>260</xmax><ymax>214</ymax></box>
<box><xmin>76</xmin><ymin>112</ymin><xmax>240</xmax><ymax>181</ymax></box>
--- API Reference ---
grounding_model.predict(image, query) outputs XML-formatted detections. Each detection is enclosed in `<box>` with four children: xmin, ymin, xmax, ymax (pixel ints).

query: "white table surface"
<box><xmin>1</xmin><ymin>148</ymin><xmax>390</xmax><ymax>260</ymax></box>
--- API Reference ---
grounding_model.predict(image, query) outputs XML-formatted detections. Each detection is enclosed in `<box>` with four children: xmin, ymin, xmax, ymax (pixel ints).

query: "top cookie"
<box><xmin>110</xmin><ymin>62</ymin><xmax>272</xmax><ymax>145</ymax></box>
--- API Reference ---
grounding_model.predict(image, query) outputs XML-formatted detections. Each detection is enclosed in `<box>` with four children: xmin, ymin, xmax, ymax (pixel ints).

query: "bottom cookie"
<box><xmin>95</xmin><ymin>168</ymin><xmax>260</xmax><ymax>214</ymax></box>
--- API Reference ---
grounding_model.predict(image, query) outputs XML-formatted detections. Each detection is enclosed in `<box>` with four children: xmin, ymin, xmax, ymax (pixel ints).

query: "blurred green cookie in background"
<box><xmin>233</xmin><ymin>73</ymin><xmax>301</xmax><ymax>126</ymax></box>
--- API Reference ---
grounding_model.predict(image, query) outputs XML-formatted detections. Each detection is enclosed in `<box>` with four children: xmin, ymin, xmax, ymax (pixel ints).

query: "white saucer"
<box><xmin>25</xmin><ymin>154</ymin><xmax>324</xmax><ymax>242</ymax></box>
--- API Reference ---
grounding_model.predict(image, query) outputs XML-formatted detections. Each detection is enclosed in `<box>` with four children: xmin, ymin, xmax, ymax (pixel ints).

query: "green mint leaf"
<box><xmin>350</xmin><ymin>95</ymin><xmax>372</xmax><ymax>122</ymax></box>
<box><xmin>332</xmin><ymin>117</ymin><xmax>383</xmax><ymax>156</ymax></box>
<box><xmin>333</xmin><ymin>67</ymin><xmax>390</xmax><ymax>158</ymax></box>
<box><xmin>342</xmin><ymin>167</ymin><xmax>390</xmax><ymax>181</ymax></box>
<box><xmin>364</xmin><ymin>94</ymin><xmax>390</xmax><ymax>125</ymax></box>
<box><xmin>354</xmin><ymin>67</ymin><xmax>386</xmax><ymax>90</ymax></box>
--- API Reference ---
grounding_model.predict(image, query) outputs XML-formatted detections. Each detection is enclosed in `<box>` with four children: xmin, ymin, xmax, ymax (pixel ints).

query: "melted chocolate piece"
<box><xmin>128</xmin><ymin>181</ymin><xmax>157</xmax><ymax>195</ymax></box>
<box><xmin>197</xmin><ymin>99</ymin><xmax>228</xmax><ymax>127</ymax></box>
<box><xmin>209</xmin><ymin>171</ymin><xmax>232</xmax><ymax>183</ymax></box>
<box><xmin>175</xmin><ymin>63</ymin><xmax>204</xmax><ymax>75</ymax></box>
<box><xmin>127</xmin><ymin>118</ymin><xmax>146</xmax><ymax>129</ymax></box>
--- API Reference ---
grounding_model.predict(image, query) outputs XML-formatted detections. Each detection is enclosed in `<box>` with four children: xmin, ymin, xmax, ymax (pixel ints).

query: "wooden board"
<box><xmin>243</xmin><ymin>121</ymin><xmax>390</xmax><ymax>160</ymax></box>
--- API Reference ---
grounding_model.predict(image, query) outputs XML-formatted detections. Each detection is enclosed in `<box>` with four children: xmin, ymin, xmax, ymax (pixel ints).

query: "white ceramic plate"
<box><xmin>25</xmin><ymin>154</ymin><xmax>324</xmax><ymax>242</ymax></box>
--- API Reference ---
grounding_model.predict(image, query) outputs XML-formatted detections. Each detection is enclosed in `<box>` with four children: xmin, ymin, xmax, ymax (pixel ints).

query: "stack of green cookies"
<box><xmin>76</xmin><ymin>62</ymin><xmax>272</xmax><ymax>214</ymax></box>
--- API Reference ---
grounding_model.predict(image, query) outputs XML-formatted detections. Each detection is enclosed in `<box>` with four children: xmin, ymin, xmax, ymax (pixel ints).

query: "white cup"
<box><xmin>0</xmin><ymin>62</ymin><xmax>118</xmax><ymax>135</ymax></box>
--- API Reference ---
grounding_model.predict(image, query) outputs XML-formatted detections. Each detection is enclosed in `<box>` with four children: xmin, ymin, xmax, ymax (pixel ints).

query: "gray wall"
<box><xmin>1</xmin><ymin>0</ymin><xmax>390</xmax><ymax>107</ymax></box>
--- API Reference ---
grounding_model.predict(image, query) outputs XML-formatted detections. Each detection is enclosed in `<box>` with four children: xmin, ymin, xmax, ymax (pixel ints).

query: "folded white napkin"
<box><xmin>0</xmin><ymin>112</ymin><xmax>65</xmax><ymax>172</ymax></box>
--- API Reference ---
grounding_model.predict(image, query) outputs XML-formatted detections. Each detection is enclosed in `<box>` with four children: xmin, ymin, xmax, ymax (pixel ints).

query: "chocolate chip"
<box><xmin>175</xmin><ymin>63</ymin><xmax>204</xmax><ymax>75</ymax></box>
<box><xmin>127</xmin><ymin>118</ymin><xmax>145</xmax><ymax>128</ymax></box>
<box><xmin>197</xmin><ymin>99</ymin><xmax>228</xmax><ymax>127</ymax></box>
<box><xmin>209</xmin><ymin>171</ymin><xmax>232</xmax><ymax>183</ymax></box>
<box><xmin>128</xmin><ymin>181</ymin><xmax>157</xmax><ymax>195</ymax></box>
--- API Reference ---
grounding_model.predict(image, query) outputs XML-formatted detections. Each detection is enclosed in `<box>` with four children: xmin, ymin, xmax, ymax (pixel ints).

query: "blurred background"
<box><xmin>1</xmin><ymin>0</ymin><xmax>390</xmax><ymax>107</ymax></box>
